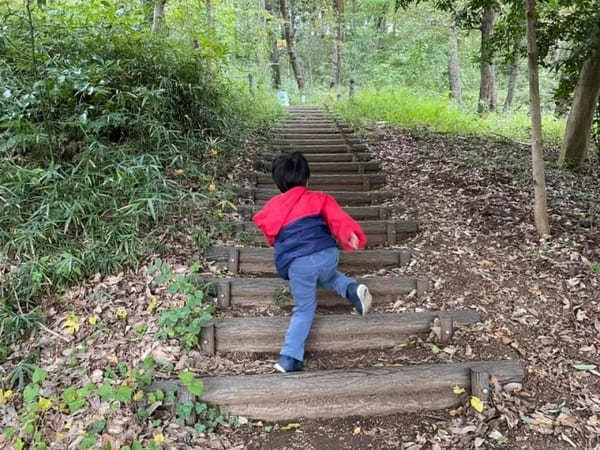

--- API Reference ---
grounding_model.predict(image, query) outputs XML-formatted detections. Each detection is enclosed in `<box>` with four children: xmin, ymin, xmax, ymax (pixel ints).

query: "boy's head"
<box><xmin>271</xmin><ymin>152</ymin><xmax>310</xmax><ymax>193</ymax></box>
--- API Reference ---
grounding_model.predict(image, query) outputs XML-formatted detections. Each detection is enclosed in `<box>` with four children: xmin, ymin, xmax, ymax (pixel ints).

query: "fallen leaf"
<box><xmin>281</xmin><ymin>423</ymin><xmax>301</xmax><ymax>430</ymax></box>
<box><xmin>353</xmin><ymin>426</ymin><xmax>361</xmax><ymax>435</ymax></box>
<box><xmin>453</xmin><ymin>386</ymin><xmax>465</xmax><ymax>394</ymax></box>
<box><xmin>88</xmin><ymin>315</ymin><xmax>98</xmax><ymax>325</ymax></box>
<box><xmin>488</xmin><ymin>430</ymin><xmax>505</xmax><ymax>441</ymax></box>
<box><xmin>154</xmin><ymin>433</ymin><xmax>165</xmax><ymax>443</ymax></box>
<box><xmin>470</xmin><ymin>395</ymin><xmax>484</xmax><ymax>413</ymax></box>
<box><xmin>38</xmin><ymin>397</ymin><xmax>53</xmax><ymax>412</ymax></box>
<box><xmin>115</xmin><ymin>309</ymin><xmax>128</xmax><ymax>320</ymax></box>
<box><xmin>556</xmin><ymin>413</ymin><xmax>578</xmax><ymax>428</ymax></box>
<box><xmin>62</xmin><ymin>313</ymin><xmax>80</xmax><ymax>335</ymax></box>
<box><xmin>147</xmin><ymin>297</ymin><xmax>158</xmax><ymax>314</ymax></box>
<box><xmin>572</xmin><ymin>364</ymin><xmax>597</xmax><ymax>372</ymax></box>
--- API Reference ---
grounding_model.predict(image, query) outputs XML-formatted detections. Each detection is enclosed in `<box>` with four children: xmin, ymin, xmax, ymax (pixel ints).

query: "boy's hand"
<box><xmin>348</xmin><ymin>232</ymin><xmax>359</xmax><ymax>250</ymax></box>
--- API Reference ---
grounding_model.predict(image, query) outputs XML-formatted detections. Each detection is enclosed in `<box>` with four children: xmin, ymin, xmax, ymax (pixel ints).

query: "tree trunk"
<box><xmin>526</xmin><ymin>0</ymin><xmax>550</xmax><ymax>236</ymax></box>
<box><xmin>448</xmin><ymin>21</ymin><xmax>462</xmax><ymax>103</ymax></box>
<box><xmin>478</xmin><ymin>6</ymin><xmax>497</xmax><ymax>113</ymax></box>
<box><xmin>279</xmin><ymin>0</ymin><xmax>306</xmax><ymax>91</ymax></box>
<box><xmin>271</xmin><ymin>39</ymin><xmax>282</xmax><ymax>89</ymax></box>
<box><xmin>559</xmin><ymin>49</ymin><xmax>600</xmax><ymax>168</ymax></box>
<box><xmin>152</xmin><ymin>0</ymin><xmax>167</xmax><ymax>32</ymax></box>
<box><xmin>265</xmin><ymin>0</ymin><xmax>281</xmax><ymax>89</ymax></box>
<box><xmin>376</xmin><ymin>14</ymin><xmax>385</xmax><ymax>49</ymax></box>
<box><xmin>206</xmin><ymin>0</ymin><xmax>213</xmax><ymax>32</ymax></box>
<box><xmin>331</xmin><ymin>0</ymin><xmax>343</xmax><ymax>86</ymax></box>
<box><xmin>503</xmin><ymin>58</ymin><xmax>520</xmax><ymax>111</ymax></box>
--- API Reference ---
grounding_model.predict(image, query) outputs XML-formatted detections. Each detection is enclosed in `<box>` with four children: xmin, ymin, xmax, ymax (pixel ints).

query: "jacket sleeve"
<box><xmin>252</xmin><ymin>207</ymin><xmax>277</xmax><ymax>246</ymax></box>
<box><xmin>320</xmin><ymin>194</ymin><xmax>367</xmax><ymax>251</ymax></box>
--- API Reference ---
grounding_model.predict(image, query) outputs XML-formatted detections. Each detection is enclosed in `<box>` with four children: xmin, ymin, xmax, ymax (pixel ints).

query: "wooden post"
<box><xmin>229</xmin><ymin>248</ymin><xmax>240</xmax><ymax>274</ymax></box>
<box><xmin>362</xmin><ymin>175</ymin><xmax>370</xmax><ymax>191</ymax></box>
<box><xmin>218</xmin><ymin>280</ymin><xmax>231</xmax><ymax>308</ymax></box>
<box><xmin>178</xmin><ymin>387</ymin><xmax>196</xmax><ymax>425</ymax></box>
<box><xmin>439</xmin><ymin>317</ymin><xmax>454</xmax><ymax>343</ymax></box>
<box><xmin>386</xmin><ymin>222</ymin><xmax>397</xmax><ymax>246</ymax></box>
<box><xmin>416</xmin><ymin>279</ymin><xmax>430</xmax><ymax>297</ymax></box>
<box><xmin>201</xmin><ymin>322</ymin><xmax>216</xmax><ymax>354</ymax></box>
<box><xmin>470</xmin><ymin>368</ymin><xmax>490</xmax><ymax>402</ymax></box>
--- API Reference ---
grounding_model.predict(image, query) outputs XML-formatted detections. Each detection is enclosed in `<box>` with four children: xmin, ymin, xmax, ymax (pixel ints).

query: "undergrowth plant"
<box><xmin>330</xmin><ymin>88</ymin><xmax>565</xmax><ymax>145</ymax></box>
<box><xmin>2</xmin><ymin>358</ymin><xmax>240</xmax><ymax>449</ymax></box>
<box><xmin>150</xmin><ymin>260</ymin><xmax>215</xmax><ymax>350</ymax></box>
<box><xmin>0</xmin><ymin>1</ymin><xmax>282</xmax><ymax>344</ymax></box>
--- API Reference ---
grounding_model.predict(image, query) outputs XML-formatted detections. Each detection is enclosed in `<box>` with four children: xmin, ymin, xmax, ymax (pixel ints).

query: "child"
<box><xmin>253</xmin><ymin>152</ymin><xmax>372</xmax><ymax>373</ymax></box>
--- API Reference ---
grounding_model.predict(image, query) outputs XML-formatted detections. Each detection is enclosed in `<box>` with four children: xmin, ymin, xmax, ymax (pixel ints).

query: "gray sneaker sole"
<box><xmin>357</xmin><ymin>284</ymin><xmax>372</xmax><ymax>316</ymax></box>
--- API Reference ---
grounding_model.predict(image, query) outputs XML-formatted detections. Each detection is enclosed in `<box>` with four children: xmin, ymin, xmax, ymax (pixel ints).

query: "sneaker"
<box><xmin>274</xmin><ymin>355</ymin><xmax>303</xmax><ymax>373</ymax></box>
<box><xmin>347</xmin><ymin>283</ymin><xmax>372</xmax><ymax>316</ymax></box>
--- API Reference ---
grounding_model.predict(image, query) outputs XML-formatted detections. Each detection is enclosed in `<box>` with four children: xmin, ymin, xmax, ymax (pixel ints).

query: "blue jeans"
<box><xmin>280</xmin><ymin>247</ymin><xmax>355</xmax><ymax>361</ymax></box>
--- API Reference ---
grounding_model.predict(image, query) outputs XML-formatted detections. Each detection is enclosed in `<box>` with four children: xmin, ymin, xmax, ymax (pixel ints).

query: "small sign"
<box><xmin>277</xmin><ymin>39</ymin><xmax>287</xmax><ymax>50</ymax></box>
<box><xmin>277</xmin><ymin>90</ymin><xmax>290</xmax><ymax>106</ymax></box>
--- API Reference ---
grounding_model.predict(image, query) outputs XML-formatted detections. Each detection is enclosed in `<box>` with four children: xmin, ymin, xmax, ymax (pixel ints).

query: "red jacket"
<box><xmin>252</xmin><ymin>186</ymin><xmax>367</xmax><ymax>251</ymax></box>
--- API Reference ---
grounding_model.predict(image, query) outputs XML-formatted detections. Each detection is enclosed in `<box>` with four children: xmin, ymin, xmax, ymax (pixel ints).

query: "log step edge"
<box><xmin>147</xmin><ymin>360</ymin><xmax>523</xmax><ymax>421</ymax></box>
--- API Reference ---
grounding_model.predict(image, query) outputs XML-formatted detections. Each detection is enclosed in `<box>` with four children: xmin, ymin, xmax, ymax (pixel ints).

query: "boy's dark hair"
<box><xmin>271</xmin><ymin>152</ymin><xmax>310</xmax><ymax>193</ymax></box>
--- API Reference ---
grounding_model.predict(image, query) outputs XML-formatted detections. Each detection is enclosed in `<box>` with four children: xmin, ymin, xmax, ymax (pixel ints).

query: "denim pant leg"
<box><xmin>317</xmin><ymin>247</ymin><xmax>356</xmax><ymax>301</ymax></box>
<box><xmin>280</xmin><ymin>254</ymin><xmax>319</xmax><ymax>361</ymax></box>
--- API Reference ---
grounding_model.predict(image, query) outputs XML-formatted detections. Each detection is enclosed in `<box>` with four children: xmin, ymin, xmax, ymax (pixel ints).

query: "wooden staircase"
<box><xmin>158</xmin><ymin>106</ymin><xmax>524</xmax><ymax>420</ymax></box>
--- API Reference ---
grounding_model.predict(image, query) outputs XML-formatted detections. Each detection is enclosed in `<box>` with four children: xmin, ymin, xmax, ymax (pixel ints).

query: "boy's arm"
<box><xmin>321</xmin><ymin>194</ymin><xmax>367</xmax><ymax>251</ymax></box>
<box><xmin>252</xmin><ymin>208</ymin><xmax>277</xmax><ymax>246</ymax></box>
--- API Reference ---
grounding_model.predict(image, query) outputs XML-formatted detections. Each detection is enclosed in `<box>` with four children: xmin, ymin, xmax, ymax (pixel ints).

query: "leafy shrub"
<box><xmin>0</xmin><ymin>0</ymin><xmax>282</xmax><ymax>343</ymax></box>
<box><xmin>331</xmin><ymin>87</ymin><xmax>565</xmax><ymax>145</ymax></box>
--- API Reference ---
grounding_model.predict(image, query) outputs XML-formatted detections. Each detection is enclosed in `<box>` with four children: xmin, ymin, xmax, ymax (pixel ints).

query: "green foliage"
<box><xmin>332</xmin><ymin>88</ymin><xmax>565</xmax><ymax>145</ymax></box>
<box><xmin>0</xmin><ymin>0</ymin><xmax>283</xmax><ymax>344</ymax></box>
<box><xmin>178</xmin><ymin>371</ymin><xmax>204</xmax><ymax>396</ymax></box>
<box><xmin>272</xmin><ymin>286</ymin><xmax>292</xmax><ymax>306</ymax></box>
<box><xmin>151</xmin><ymin>260</ymin><xmax>215</xmax><ymax>350</ymax></box>
<box><xmin>591</xmin><ymin>263</ymin><xmax>600</xmax><ymax>277</ymax></box>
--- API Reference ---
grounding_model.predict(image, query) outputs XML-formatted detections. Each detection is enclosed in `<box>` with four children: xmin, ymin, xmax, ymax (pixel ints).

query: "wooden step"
<box><xmin>149</xmin><ymin>360</ymin><xmax>523</xmax><ymax>421</ymax></box>
<box><xmin>241</xmin><ymin>188</ymin><xmax>394</xmax><ymax>206</ymax></box>
<box><xmin>264</xmin><ymin>152</ymin><xmax>372</xmax><ymax>163</ymax></box>
<box><xmin>201</xmin><ymin>276</ymin><xmax>429</xmax><ymax>308</ymax></box>
<box><xmin>287</xmin><ymin>111</ymin><xmax>328</xmax><ymax>116</ymax></box>
<box><xmin>204</xmin><ymin>277</ymin><xmax>431</xmax><ymax>308</ymax></box>
<box><xmin>258</xmin><ymin>161</ymin><xmax>380</xmax><ymax>175</ymax></box>
<box><xmin>271</xmin><ymin>143</ymin><xmax>369</xmax><ymax>153</ymax></box>
<box><xmin>271</xmin><ymin>144</ymin><xmax>350</xmax><ymax>153</ymax></box>
<box><xmin>288</xmin><ymin>107</ymin><xmax>324</xmax><ymax>111</ymax></box>
<box><xmin>274</xmin><ymin>138</ymin><xmax>357</xmax><ymax>145</ymax></box>
<box><xmin>284</xmin><ymin>121</ymin><xmax>338</xmax><ymax>126</ymax></box>
<box><xmin>236</xmin><ymin>220</ymin><xmax>417</xmax><ymax>247</ymax></box>
<box><xmin>204</xmin><ymin>247</ymin><xmax>411</xmax><ymax>275</ymax></box>
<box><xmin>272</xmin><ymin>144</ymin><xmax>368</xmax><ymax>153</ymax></box>
<box><xmin>201</xmin><ymin>310</ymin><xmax>481</xmax><ymax>354</ymax></box>
<box><xmin>281</xmin><ymin>133</ymin><xmax>356</xmax><ymax>140</ymax></box>
<box><xmin>291</xmin><ymin>161</ymin><xmax>381</xmax><ymax>174</ymax></box>
<box><xmin>251</xmin><ymin>173</ymin><xmax>386</xmax><ymax>192</ymax></box>
<box><xmin>275</xmin><ymin>127</ymin><xmax>352</xmax><ymax>134</ymax></box>
<box><xmin>237</xmin><ymin>205</ymin><xmax>395</xmax><ymax>221</ymax></box>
